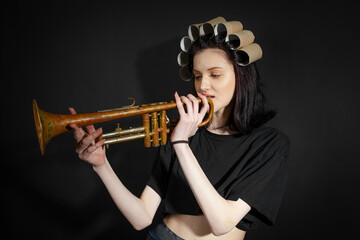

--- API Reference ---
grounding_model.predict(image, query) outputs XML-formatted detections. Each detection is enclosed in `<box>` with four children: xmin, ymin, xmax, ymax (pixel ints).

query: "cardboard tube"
<box><xmin>214</xmin><ymin>21</ymin><xmax>243</xmax><ymax>36</ymax></box>
<box><xmin>200</xmin><ymin>23</ymin><xmax>214</xmax><ymax>37</ymax></box>
<box><xmin>177</xmin><ymin>51</ymin><xmax>189</xmax><ymax>66</ymax></box>
<box><xmin>199</xmin><ymin>16</ymin><xmax>227</xmax><ymax>37</ymax></box>
<box><xmin>188</xmin><ymin>24</ymin><xmax>201</xmax><ymax>41</ymax></box>
<box><xmin>236</xmin><ymin>43</ymin><xmax>263</xmax><ymax>66</ymax></box>
<box><xmin>206</xmin><ymin>16</ymin><xmax>227</xmax><ymax>26</ymax></box>
<box><xmin>180</xmin><ymin>36</ymin><xmax>192</xmax><ymax>52</ymax></box>
<box><xmin>225</xmin><ymin>30</ymin><xmax>255</xmax><ymax>50</ymax></box>
<box><xmin>179</xmin><ymin>66</ymin><xmax>193</xmax><ymax>81</ymax></box>
<box><xmin>189</xmin><ymin>16</ymin><xmax>226</xmax><ymax>40</ymax></box>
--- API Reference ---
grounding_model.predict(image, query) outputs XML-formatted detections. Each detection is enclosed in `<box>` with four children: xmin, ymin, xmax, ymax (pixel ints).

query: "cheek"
<box><xmin>194</xmin><ymin>81</ymin><xmax>200</xmax><ymax>92</ymax></box>
<box><xmin>229</xmin><ymin>80</ymin><xmax>236</xmax><ymax>97</ymax></box>
<box><xmin>219</xmin><ymin>77</ymin><xmax>236</xmax><ymax>97</ymax></box>
<box><xmin>228</xmin><ymin>74</ymin><xmax>236</xmax><ymax>95</ymax></box>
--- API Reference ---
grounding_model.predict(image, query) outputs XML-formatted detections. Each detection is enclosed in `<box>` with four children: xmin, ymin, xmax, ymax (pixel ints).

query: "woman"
<box><xmin>69</xmin><ymin>19</ymin><xmax>289</xmax><ymax>240</ymax></box>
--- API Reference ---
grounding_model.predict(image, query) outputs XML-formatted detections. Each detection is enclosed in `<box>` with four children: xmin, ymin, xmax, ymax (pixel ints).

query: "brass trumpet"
<box><xmin>33</xmin><ymin>98</ymin><xmax>214</xmax><ymax>155</ymax></box>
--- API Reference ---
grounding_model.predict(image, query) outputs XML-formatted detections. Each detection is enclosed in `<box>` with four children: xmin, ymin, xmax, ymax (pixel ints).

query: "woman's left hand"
<box><xmin>170</xmin><ymin>92</ymin><xmax>209</xmax><ymax>142</ymax></box>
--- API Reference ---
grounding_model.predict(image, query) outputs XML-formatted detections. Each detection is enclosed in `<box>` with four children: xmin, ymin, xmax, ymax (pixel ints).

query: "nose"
<box><xmin>198</xmin><ymin>76</ymin><xmax>211</xmax><ymax>92</ymax></box>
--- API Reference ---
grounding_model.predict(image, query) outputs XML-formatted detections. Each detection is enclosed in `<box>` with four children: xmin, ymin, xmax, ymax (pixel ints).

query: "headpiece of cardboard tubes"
<box><xmin>177</xmin><ymin>16</ymin><xmax>263</xmax><ymax>81</ymax></box>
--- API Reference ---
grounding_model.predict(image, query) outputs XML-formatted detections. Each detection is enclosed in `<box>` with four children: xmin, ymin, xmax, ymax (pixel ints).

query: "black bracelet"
<box><xmin>171</xmin><ymin>140</ymin><xmax>189</xmax><ymax>145</ymax></box>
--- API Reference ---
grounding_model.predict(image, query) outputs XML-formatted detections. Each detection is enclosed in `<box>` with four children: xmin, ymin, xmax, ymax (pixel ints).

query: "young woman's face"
<box><xmin>193</xmin><ymin>48</ymin><xmax>236</xmax><ymax>115</ymax></box>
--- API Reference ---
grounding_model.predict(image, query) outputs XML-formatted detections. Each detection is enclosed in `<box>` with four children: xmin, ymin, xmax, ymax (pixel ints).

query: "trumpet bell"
<box><xmin>33</xmin><ymin>99</ymin><xmax>67</xmax><ymax>155</ymax></box>
<box><xmin>33</xmin><ymin>99</ymin><xmax>47</xmax><ymax>155</ymax></box>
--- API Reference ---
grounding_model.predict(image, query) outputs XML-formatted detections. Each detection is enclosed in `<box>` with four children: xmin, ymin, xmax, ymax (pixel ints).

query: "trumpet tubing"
<box><xmin>33</xmin><ymin>98</ymin><xmax>214</xmax><ymax>155</ymax></box>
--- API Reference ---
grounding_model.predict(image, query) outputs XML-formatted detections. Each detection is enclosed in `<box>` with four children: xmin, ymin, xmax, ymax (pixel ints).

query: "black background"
<box><xmin>4</xmin><ymin>0</ymin><xmax>360</xmax><ymax>239</ymax></box>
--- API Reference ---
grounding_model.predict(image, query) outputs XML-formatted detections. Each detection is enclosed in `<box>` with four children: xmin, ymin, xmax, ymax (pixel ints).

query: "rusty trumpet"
<box><xmin>33</xmin><ymin>98</ymin><xmax>214</xmax><ymax>155</ymax></box>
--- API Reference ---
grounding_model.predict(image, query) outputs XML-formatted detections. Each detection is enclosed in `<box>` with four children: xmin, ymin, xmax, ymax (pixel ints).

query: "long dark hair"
<box><xmin>187</xmin><ymin>37</ymin><xmax>276</xmax><ymax>134</ymax></box>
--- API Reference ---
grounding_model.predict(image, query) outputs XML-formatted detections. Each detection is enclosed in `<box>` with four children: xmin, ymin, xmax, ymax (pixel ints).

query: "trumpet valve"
<box><xmin>115</xmin><ymin>123</ymin><xmax>122</xmax><ymax>132</ymax></box>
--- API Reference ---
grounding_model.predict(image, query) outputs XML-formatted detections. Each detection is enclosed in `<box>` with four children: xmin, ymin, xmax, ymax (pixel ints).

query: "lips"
<box><xmin>202</xmin><ymin>94</ymin><xmax>215</xmax><ymax>99</ymax></box>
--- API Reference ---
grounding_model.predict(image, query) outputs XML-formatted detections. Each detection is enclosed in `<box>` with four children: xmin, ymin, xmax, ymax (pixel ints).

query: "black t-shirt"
<box><xmin>146</xmin><ymin>125</ymin><xmax>290</xmax><ymax>231</ymax></box>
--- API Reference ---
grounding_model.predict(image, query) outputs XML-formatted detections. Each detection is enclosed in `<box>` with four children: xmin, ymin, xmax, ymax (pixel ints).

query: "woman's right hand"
<box><xmin>69</xmin><ymin>107</ymin><xmax>106</xmax><ymax>167</ymax></box>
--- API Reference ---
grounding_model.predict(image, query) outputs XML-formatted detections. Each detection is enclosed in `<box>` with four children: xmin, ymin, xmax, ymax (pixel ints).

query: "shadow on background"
<box><xmin>136</xmin><ymin>38</ymin><xmax>194</xmax><ymax>104</ymax></box>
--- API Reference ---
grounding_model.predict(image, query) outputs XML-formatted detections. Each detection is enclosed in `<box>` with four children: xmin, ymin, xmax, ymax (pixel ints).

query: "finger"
<box><xmin>77</xmin><ymin>128</ymin><xmax>103</xmax><ymax>154</ymax></box>
<box><xmin>198</xmin><ymin>93</ymin><xmax>209</xmax><ymax>120</ymax></box>
<box><xmin>69</xmin><ymin>123</ymin><xmax>86</xmax><ymax>143</ymax></box>
<box><xmin>187</xmin><ymin>94</ymin><xmax>199</xmax><ymax>115</ymax></box>
<box><xmin>69</xmin><ymin>107</ymin><xmax>77</xmax><ymax>115</ymax></box>
<box><xmin>198</xmin><ymin>92</ymin><xmax>209</xmax><ymax>112</ymax></box>
<box><xmin>68</xmin><ymin>108</ymin><xmax>87</xmax><ymax>141</ymax></box>
<box><xmin>82</xmin><ymin>139</ymin><xmax>105</xmax><ymax>158</ymax></box>
<box><xmin>86</xmin><ymin>125</ymin><xmax>96</xmax><ymax>134</ymax></box>
<box><xmin>86</xmin><ymin>125</ymin><xmax>97</xmax><ymax>145</ymax></box>
<box><xmin>174</xmin><ymin>92</ymin><xmax>186</xmax><ymax>117</ymax></box>
<box><xmin>180</xmin><ymin>95</ymin><xmax>193</xmax><ymax>116</ymax></box>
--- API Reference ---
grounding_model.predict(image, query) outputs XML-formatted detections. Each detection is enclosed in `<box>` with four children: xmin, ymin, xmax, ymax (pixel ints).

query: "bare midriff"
<box><xmin>163</xmin><ymin>214</ymin><xmax>246</xmax><ymax>240</ymax></box>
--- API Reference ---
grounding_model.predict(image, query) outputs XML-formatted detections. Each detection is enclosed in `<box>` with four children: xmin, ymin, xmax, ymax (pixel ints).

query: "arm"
<box><xmin>173</xmin><ymin>143</ymin><xmax>250</xmax><ymax>236</ymax></box>
<box><xmin>93</xmin><ymin>159</ymin><xmax>161</xmax><ymax>230</ymax></box>
<box><xmin>69</xmin><ymin>108</ymin><xmax>161</xmax><ymax>231</ymax></box>
<box><xmin>171</xmin><ymin>93</ymin><xmax>251</xmax><ymax>236</ymax></box>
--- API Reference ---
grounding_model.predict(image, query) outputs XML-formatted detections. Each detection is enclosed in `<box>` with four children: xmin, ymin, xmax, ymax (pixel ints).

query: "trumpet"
<box><xmin>33</xmin><ymin>98</ymin><xmax>214</xmax><ymax>155</ymax></box>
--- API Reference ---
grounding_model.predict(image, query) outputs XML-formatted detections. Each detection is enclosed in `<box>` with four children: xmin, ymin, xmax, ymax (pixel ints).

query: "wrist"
<box><xmin>171</xmin><ymin>140</ymin><xmax>189</xmax><ymax>146</ymax></box>
<box><xmin>92</xmin><ymin>157</ymin><xmax>109</xmax><ymax>174</ymax></box>
<box><xmin>172</xmin><ymin>141</ymin><xmax>190</xmax><ymax>152</ymax></box>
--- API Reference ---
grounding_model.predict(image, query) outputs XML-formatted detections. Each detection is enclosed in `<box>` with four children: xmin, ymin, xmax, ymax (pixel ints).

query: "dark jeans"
<box><xmin>146</xmin><ymin>221</ymin><xmax>184</xmax><ymax>240</ymax></box>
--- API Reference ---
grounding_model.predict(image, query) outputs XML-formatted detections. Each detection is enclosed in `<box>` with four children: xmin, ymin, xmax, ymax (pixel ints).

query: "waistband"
<box><xmin>149</xmin><ymin>221</ymin><xmax>184</xmax><ymax>240</ymax></box>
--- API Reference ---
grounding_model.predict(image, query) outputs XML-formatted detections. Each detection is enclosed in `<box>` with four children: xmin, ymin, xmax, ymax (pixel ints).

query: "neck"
<box><xmin>206</xmin><ymin>103</ymin><xmax>235</xmax><ymax>135</ymax></box>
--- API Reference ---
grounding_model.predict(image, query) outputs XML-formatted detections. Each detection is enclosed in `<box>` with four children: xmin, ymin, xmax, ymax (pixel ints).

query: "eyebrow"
<box><xmin>193</xmin><ymin>67</ymin><xmax>223</xmax><ymax>72</ymax></box>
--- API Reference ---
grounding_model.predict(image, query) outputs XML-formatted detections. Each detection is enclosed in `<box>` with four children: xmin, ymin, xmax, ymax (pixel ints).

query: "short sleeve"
<box><xmin>228</xmin><ymin>132</ymin><xmax>290</xmax><ymax>230</ymax></box>
<box><xmin>146</xmin><ymin>141</ymin><xmax>174</xmax><ymax>199</ymax></box>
